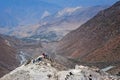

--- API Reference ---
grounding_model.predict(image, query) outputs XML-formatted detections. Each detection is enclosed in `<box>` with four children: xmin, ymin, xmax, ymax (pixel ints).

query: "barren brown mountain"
<box><xmin>0</xmin><ymin>35</ymin><xmax>19</xmax><ymax>77</ymax></box>
<box><xmin>56</xmin><ymin>1</ymin><xmax>120</xmax><ymax>68</ymax></box>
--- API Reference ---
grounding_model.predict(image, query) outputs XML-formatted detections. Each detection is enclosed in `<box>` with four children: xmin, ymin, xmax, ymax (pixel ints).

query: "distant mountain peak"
<box><xmin>56</xmin><ymin>6</ymin><xmax>82</xmax><ymax>17</ymax></box>
<box><xmin>41</xmin><ymin>11</ymin><xmax>51</xmax><ymax>19</ymax></box>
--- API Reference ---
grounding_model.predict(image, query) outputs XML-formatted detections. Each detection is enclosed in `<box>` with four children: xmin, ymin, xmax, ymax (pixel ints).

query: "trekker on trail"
<box><xmin>42</xmin><ymin>53</ymin><xmax>48</xmax><ymax>59</ymax></box>
<box><xmin>32</xmin><ymin>55</ymin><xmax>44</xmax><ymax>63</ymax></box>
<box><xmin>32</xmin><ymin>53</ymin><xmax>48</xmax><ymax>63</ymax></box>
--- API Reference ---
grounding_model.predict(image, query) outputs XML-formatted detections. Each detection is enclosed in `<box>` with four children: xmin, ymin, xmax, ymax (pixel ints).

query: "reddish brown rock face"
<box><xmin>56</xmin><ymin>1</ymin><xmax>120</xmax><ymax>65</ymax></box>
<box><xmin>0</xmin><ymin>36</ymin><xmax>19</xmax><ymax>77</ymax></box>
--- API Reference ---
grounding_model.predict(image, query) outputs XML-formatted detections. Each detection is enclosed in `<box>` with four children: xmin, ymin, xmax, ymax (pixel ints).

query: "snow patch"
<box><xmin>41</xmin><ymin>11</ymin><xmax>50</xmax><ymax>19</ymax></box>
<box><xmin>56</xmin><ymin>7</ymin><xmax>82</xmax><ymax>17</ymax></box>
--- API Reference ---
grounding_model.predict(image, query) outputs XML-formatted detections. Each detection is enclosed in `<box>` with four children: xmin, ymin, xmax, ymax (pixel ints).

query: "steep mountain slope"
<box><xmin>0</xmin><ymin>59</ymin><xmax>119</xmax><ymax>80</ymax></box>
<box><xmin>0</xmin><ymin>35</ymin><xmax>19</xmax><ymax>77</ymax></box>
<box><xmin>56</xmin><ymin>1</ymin><xmax>120</xmax><ymax>66</ymax></box>
<box><xmin>0</xmin><ymin>34</ymin><xmax>45</xmax><ymax>77</ymax></box>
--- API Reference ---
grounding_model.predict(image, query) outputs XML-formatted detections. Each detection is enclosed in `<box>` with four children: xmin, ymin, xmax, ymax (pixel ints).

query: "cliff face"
<box><xmin>56</xmin><ymin>1</ymin><xmax>120</xmax><ymax>64</ymax></box>
<box><xmin>0</xmin><ymin>36</ymin><xmax>19</xmax><ymax>77</ymax></box>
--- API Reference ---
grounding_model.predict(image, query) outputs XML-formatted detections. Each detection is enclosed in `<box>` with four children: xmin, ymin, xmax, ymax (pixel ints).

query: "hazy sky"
<box><xmin>38</xmin><ymin>0</ymin><xmax>119</xmax><ymax>7</ymax></box>
<box><xmin>0</xmin><ymin>0</ymin><xmax>119</xmax><ymax>8</ymax></box>
<box><xmin>0</xmin><ymin>0</ymin><xmax>119</xmax><ymax>27</ymax></box>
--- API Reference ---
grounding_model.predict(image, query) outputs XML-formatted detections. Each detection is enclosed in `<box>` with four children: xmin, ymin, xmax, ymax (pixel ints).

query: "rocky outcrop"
<box><xmin>0</xmin><ymin>59</ymin><xmax>119</xmax><ymax>80</ymax></box>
